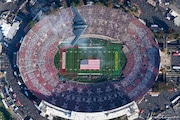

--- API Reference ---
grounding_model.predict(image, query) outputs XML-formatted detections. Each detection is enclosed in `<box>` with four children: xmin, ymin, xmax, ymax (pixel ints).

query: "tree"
<box><xmin>78</xmin><ymin>0</ymin><xmax>84</xmax><ymax>6</ymax></box>
<box><xmin>107</xmin><ymin>0</ymin><xmax>113</xmax><ymax>8</ymax></box>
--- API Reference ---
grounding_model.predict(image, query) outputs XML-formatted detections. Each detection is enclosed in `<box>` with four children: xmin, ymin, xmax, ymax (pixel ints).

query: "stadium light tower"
<box><xmin>71</xmin><ymin>6</ymin><xmax>88</xmax><ymax>46</ymax></box>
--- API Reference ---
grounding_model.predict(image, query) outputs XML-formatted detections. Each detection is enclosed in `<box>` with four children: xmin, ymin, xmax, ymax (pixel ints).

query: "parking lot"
<box><xmin>131</xmin><ymin>0</ymin><xmax>180</xmax><ymax>32</ymax></box>
<box><xmin>138</xmin><ymin>89</ymin><xmax>180</xmax><ymax>119</ymax></box>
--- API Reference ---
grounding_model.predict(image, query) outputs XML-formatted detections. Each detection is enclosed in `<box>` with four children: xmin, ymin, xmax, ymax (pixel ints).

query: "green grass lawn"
<box><xmin>0</xmin><ymin>98</ymin><xmax>13</xmax><ymax>120</ymax></box>
<box><xmin>0</xmin><ymin>112</ymin><xmax>5</xmax><ymax>120</ymax></box>
<box><xmin>54</xmin><ymin>50</ymin><xmax>60</xmax><ymax>70</ymax></box>
<box><xmin>119</xmin><ymin>50</ymin><xmax>127</xmax><ymax>72</ymax></box>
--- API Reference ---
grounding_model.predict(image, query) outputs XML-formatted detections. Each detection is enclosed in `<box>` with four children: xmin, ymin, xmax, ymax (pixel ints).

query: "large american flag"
<box><xmin>80</xmin><ymin>59</ymin><xmax>100</xmax><ymax>70</ymax></box>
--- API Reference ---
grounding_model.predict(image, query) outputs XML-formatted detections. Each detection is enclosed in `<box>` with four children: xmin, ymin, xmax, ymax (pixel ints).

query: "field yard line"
<box><xmin>78</xmin><ymin>47</ymin><xmax>103</xmax><ymax>48</ymax></box>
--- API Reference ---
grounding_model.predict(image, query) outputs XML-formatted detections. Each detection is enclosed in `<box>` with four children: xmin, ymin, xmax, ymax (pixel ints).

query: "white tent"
<box><xmin>169</xmin><ymin>10</ymin><xmax>179</xmax><ymax>17</ymax></box>
<box><xmin>174</xmin><ymin>16</ymin><xmax>180</xmax><ymax>26</ymax></box>
<box><xmin>0</xmin><ymin>28</ymin><xmax>3</xmax><ymax>41</ymax></box>
<box><xmin>0</xmin><ymin>43</ymin><xmax>2</xmax><ymax>54</ymax></box>
<box><xmin>0</xmin><ymin>21</ymin><xmax>20</xmax><ymax>39</ymax></box>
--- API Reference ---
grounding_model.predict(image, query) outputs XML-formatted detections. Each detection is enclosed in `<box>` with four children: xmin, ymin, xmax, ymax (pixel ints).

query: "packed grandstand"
<box><xmin>17</xmin><ymin>5</ymin><xmax>160</xmax><ymax>120</ymax></box>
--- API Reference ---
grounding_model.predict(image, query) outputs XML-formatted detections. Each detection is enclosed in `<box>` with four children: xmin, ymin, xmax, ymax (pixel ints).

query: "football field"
<box><xmin>60</xmin><ymin>45</ymin><xmax>124</xmax><ymax>76</ymax></box>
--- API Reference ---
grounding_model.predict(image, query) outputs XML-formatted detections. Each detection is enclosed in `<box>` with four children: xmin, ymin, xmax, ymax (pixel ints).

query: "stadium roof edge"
<box><xmin>38</xmin><ymin>100</ymin><xmax>139</xmax><ymax>120</ymax></box>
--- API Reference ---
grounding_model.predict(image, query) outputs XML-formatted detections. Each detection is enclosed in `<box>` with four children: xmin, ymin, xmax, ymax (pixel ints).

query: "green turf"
<box><xmin>55</xmin><ymin>38</ymin><xmax>127</xmax><ymax>83</ymax></box>
<box><xmin>119</xmin><ymin>50</ymin><xmax>127</xmax><ymax>73</ymax></box>
<box><xmin>64</xmin><ymin>46</ymin><xmax>123</xmax><ymax>76</ymax></box>
<box><xmin>54</xmin><ymin>50</ymin><xmax>60</xmax><ymax>70</ymax></box>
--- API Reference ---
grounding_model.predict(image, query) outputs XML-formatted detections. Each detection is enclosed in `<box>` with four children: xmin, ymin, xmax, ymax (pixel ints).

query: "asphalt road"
<box><xmin>2</xmin><ymin>52</ymin><xmax>45</xmax><ymax>120</ymax></box>
<box><xmin>2</xmin><ymin>16</ymin><xmax>45</xmax><ymax>119</ymax></box>
<box><xmin>0</xmin><ymin>1</ymin><xmax>54</xmax><ymax>120</ymax></box>
<box><xmin>138</xmin><ymin>89</ymin><xmax>180</xmax><ymax>119</ymax></box>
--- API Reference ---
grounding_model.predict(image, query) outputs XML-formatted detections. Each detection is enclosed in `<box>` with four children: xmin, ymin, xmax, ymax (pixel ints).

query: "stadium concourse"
<box><xmin>17</xmin><ymin>5</ymin><xmax>160</xmax><ymax>120</ymax></box>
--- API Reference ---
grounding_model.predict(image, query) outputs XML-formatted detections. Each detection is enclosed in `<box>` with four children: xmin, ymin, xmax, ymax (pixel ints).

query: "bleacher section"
<box><xmin>17</xmin><ymin>5</ymin><xmax>160</xmax><ymax>116</ymax></box>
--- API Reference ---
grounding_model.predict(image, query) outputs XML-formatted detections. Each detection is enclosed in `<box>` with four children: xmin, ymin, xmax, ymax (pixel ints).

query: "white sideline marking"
<box><xmin>62</xmin><ymin>52</ymin><xmax>66</xmax><ymax>69</ymax></box>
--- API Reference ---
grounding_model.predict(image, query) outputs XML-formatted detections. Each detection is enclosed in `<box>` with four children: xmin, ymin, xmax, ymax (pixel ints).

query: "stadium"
<box><xmin>17</xmin><ymin>5</ymin><xmax>160</xmax><ymax>120</ymax></box>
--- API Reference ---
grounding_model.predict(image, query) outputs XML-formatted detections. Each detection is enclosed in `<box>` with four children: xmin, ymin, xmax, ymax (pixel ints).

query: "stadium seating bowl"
<box><xmin>18</xmin><ymin>6</ymin><xmax>160</xmax><ymax>112</ymax></box>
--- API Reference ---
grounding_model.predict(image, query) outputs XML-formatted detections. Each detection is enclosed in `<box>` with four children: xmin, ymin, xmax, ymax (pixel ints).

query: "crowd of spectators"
<box><xmin>18</xmin><ymin>5</ymin><xmax>160</xmax><ymax>112</ymax></box>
